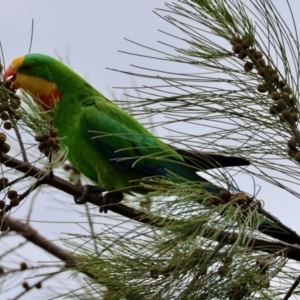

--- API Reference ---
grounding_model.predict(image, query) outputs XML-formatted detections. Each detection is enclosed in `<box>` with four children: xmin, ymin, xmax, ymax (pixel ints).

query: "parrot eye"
<box><xmin>23</xmin><ymin>65</ymin><xmax>32</xmax><ymax>71</ymax></box>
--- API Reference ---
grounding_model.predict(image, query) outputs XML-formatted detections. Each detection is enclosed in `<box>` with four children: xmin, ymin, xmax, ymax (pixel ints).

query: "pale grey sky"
<box><xmin>0</xmin><ymin>1</ymin><xmax>167</xmax><ymax>94</ymax></box>
<box><xmin>1</xmin><ymin>1</ymin><xmax>300</xmax><ymax>299</ymax></box>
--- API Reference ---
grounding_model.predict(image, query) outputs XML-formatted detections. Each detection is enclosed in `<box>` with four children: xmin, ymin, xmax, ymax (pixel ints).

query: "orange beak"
<box><xmin>3</xmin><ymin>64</ymin><xmax>18</xmax><ymax>90</ymax></box>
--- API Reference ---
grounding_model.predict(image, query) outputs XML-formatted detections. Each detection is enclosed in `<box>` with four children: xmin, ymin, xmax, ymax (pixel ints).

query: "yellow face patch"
<box><xmin>9</xmin><ymin>56</ymin><xmax>25</xmax><ymax>70</ymax></box>
<box><xmin>14</xmin><ymin>73</ymin><xmax>58</xmax><ymax>98</ymax></box>
<box><xmin>6</xmin><ymin>55</ymin><xmax>58</xmax><ymax>96</ymax></box>
<box><xmin>5</xmin><ymin>55</ymin><xmax>61</xmax><ymax>110</ymax></box>
<box><xmin>15</xmin><ymin>74</ymin><xmax>61</xmax><ymax>110</ymax></box>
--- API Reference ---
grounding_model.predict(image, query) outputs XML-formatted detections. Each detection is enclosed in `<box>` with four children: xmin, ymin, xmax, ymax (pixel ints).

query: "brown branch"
<box><xmin>5</xmin><ymin>206</ymin><xmax>300</xmax><ymax>267</ymax></box>
<box><xmin>258</xmin><ymin>207</ymin><xmax>300</xmax><ymax>245</ymax></box>
<box><xmin>283</xmin><ymin>273</ymin><xmax>300</xmax><ymax>300</ymax></box>
<box><xmin>4</xmin><ymin>181</ymin><xmax>300</xmax><ymax>280</ymax></box>
<box><xmin>209</xmin><ymin>227</ymin><xmax>300</xmax><ymax>261</ymax></box>
<box><xmin>0</xmin><ymin>152</ymin><xmax>163</xmax><ymax>226</ymax></box>
<box><xmin>6</xmin><ymin>216</ymin><xmax>77</xmax><ymax>268</ymax></box>
<box><xmin>2</xmin><ymin>151</ymin><xmax>300</xmax><ymax>257</ymax></box>
<box><xmin>6</xmin><ymin>214</ymin><xmax>300</xmax><ymax>271</ymax></box>
<box><xmin>5</xmin><ymin>216</ymin><xmax>96</xmax><ymax>279</ymax></box>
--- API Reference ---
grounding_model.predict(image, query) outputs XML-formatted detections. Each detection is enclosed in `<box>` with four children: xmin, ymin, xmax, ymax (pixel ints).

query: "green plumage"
<box><xmin>16</xmin><ymin>54</ymin><xmax>248</xmax><ymax>195</ymax></box>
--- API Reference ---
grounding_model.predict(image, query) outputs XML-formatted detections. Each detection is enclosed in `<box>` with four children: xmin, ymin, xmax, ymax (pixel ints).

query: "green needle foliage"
<box><xmin>0</xmin><ymin>0</ymin><xmax>299</xmax><ymax>299</ymax></box>
<box><xmin>62</xmin><ymin>0</ymin><xmax>300</xmax><ymax>299</ymax></box>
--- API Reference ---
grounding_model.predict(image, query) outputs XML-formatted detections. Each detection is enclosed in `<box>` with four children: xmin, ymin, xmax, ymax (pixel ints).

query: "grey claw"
<box><xmin>74</xmin><ymin>185</ymin><xmax>104</xmax><ymax>205</ymax></box>
<box><xmin>99</xmin><ymin>192</ymin><xmax>123</xmax><ymax>213</ymax></box>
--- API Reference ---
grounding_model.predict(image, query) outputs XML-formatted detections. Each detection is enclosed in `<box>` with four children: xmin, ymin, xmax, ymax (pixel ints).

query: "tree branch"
<box><xmin>0</xmin><ymin>152</ymin><xmax>164</xmax><ymax>226</ymax></box>
<box><xmin>283</xmin><ymin>273</ymin><xmax>300</xmax><ymax>300</ymax></box>
<box><xmin>5</xmin><ymin>216</ymin><xmax>96</xmax><ymax>279</ymax></box>
<box><xmin>1</xmin><ymin>151</ymin><xmax>300</xmax><ymax>256</ymax></box>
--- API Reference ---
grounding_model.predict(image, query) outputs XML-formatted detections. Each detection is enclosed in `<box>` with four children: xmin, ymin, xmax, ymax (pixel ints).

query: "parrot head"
<box><xmin>3</xmin><ymin>54</ymin><xmax>61</xmax><ymax>110</ymax></box>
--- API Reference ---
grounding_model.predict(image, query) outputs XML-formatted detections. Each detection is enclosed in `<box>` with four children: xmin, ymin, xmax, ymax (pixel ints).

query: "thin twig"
<box><xmin>25</xmin><ymin>187</ymin><xmax>41</xmax><ymax>224</ymax></box>
<box><xmin>85</xmin><ymin>202</ymin><xmax>98</xmax><ymax>253</ymax></box>
<box><xmin>258</xmin><ymin>247</ymin><xmax>288</xmax><ymax>260</ymax></box>
<box><xmin>28</xmin><ymin>19</ymin><xmax>34</xmax><ymax>54</ymax></box>
<box><xmin>3</xmin><ymin>174</ymin><xmax>27</xmax><ymax>189</ymax></box>
<box><xmin>282</xmin><ymin>273</ymin><xmax>300</xmax><ymax>300</ymax></box>
<box><xmin>11</xmin><ymin>273</ymin><xmax>54</xmax><ymax>300</ymax></box>
<box><xmin>18</xmin><ymin>180</ymin><xmax>45</xmax><ymax>201</ymax></box>
<box><xmin>47</xmin><ymin>151</ymin><xmax>54</xmax><ymax>179</ymax></box>
<box><xmin>9</xmin><ymin>112</ymin><xmax>28</xmax><ymax>163</ymax></box>
<box><xmin>0</xmin><ymin>240</ymin><xmax>28</xmax><ymax>260</ymax></box>
<box><xmin>4</xmin><ymin>264</ymin><xmax>65</xmax><ymax>275</ymax></box>
<box><xmin>0</xmin><ymin>180</ymin><xmax>45</xmax><ymax>217</ymax></box>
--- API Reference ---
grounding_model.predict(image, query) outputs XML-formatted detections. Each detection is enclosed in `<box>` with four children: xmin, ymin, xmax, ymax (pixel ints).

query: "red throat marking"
<box><xmin>35</xmin><ymin>90</ymin><xmax>61</xmax><ymax>111</ymax></box>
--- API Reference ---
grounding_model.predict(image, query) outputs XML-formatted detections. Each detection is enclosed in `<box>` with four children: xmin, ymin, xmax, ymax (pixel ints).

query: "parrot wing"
<box><xmin>79</xmin><ymin>96</ymin><xmax>195</xmax><ymax>180</ymax></box>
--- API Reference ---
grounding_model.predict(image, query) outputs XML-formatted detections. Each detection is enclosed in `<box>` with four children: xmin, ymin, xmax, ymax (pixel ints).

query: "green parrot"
<box><xmin>3</xmin><ymin>54</ymin><xmax>249</xmax><ymax>210</ymax></box>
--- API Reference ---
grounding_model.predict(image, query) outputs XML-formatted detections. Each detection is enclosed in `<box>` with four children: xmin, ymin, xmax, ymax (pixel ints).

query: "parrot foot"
<box><xmin>74</xmin><ymin>185</ymin><xmax>104</xmax><ymax>205</ymax></box>
<box><xmin>74</xmin><ymin>185</ymin><xmax>123</xmax><ymax>213</ymax></box>
<box><xmin>99</xmin><ymin>192</ymin><xmax>123</xmax><ymax>213</ymax></box>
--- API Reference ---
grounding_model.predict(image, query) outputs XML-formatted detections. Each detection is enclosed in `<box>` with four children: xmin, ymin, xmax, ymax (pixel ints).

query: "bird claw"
<box><xmin>74</xmin><ymin>184</ymin><xmax>104</xmax><ymax>205</ymax></box>
<box><xmin>74</xmin><ymin>185</ymin><xmax>123</xmax><ymax>213</ymax></box>
<box><xmin>99</xmin><ymin>192</ymin><xmax>123</xmax><ymax>213</ymax></box>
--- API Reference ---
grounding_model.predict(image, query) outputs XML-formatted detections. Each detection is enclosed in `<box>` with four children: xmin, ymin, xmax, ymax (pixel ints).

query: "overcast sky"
<box><xmin>1</xmin><ymin>1</ymin><xmax>300</xmax><ymax>299</ymax></box>
<box><xmin>0</xmin><ymin>1</ymin><xmax>168</xmax><ymax>95</ymax></box>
